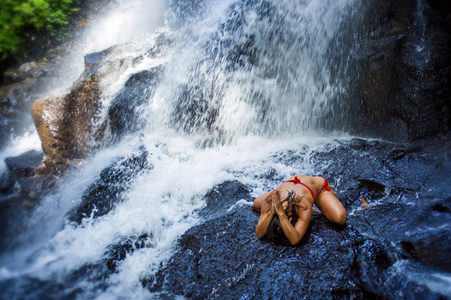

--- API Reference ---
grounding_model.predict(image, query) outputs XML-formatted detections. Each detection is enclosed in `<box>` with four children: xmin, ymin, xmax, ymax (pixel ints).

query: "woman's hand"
<box><xmin>255</xmin><ymin>190</ymin><xmax>277</xmax><ymax>238</ymax></box>
<box><xmin>264</xmin><ymin>190</ymin><xmax>276</xmax><ymax>216</ymax></box>
<box><xmin>272</xmin><ymin>190</ymin><xmax>286</xmax><ymax>218</ymax></box>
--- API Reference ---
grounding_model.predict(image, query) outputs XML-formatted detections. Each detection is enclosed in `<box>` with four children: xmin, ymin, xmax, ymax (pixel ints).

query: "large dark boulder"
<box><xmin>143</xmin><ymin>183</ymin><xmax>443</xmax><ymax>299</ymax></box>
<box><xmin>4</xmin><ymin>149</ymin><xmax>44</xmax><ymax>179</ymax></box>
<box><xmin>28</xmin><ymin>32</ymin><xmax>174</xmax><ymax>173</ymax></box>
<box><xmin>1</xmin><ymin>150</ymin><xmax>43</xmax><ymax>194</ymax></box>
<box><xmin>341</xmin><ymin>0</ymin><xmax>451</xmax><ymax>141</ymax></box>
<box><xmin>201</xmin><ymin>179</ymin><xmax>252</xmax><ymax>219</ymax></box>
<box><xmin>2</xmin><ymin>149</ymin><xmax>57</xmax><ymax>199</ymax></box>
<box><xmin>351</xmin><ymin>198</ymin><xmax>451</xmax><ymax>273</ymax></box>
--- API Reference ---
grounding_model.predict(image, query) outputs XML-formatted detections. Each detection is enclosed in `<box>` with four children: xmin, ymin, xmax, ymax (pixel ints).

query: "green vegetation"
<box><xmin>0</xmin><ymin>0</ymin><xmax>79</xmax><ymax>61</ymax></box>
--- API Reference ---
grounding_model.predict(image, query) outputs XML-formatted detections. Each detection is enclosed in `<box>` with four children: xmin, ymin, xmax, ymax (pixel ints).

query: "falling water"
<box><xmin>151</xmin><ymin>0</ymin><xmax>354</xmax><ymax>142</ymax></box>
<box><xmin>1</xmin><ymin>0</ymin><xmax>449</xmax><ymax>299</ymax></box>
<box><xmin>55</xmin><ymin>0</ymin><xmax>167</xmax><ymax>89</ymax></box>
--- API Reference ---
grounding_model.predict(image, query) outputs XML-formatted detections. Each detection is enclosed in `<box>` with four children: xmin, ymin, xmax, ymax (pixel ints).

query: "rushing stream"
<box><xmin>0</xmin><ymin>0</ymin><xmax>450</xmax><ymax>299</ymax></box>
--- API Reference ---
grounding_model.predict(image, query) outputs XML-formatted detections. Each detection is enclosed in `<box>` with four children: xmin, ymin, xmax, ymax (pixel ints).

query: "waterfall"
<box><xmin>147</xmin><ymin>0</ymin><xmax>355</xmax><ymax>142</ymax></box>
<box><xmin>1</xmin><ymin>0</ymin><xmax>357</xmax><ymax>298</ymax></box>
<box><xmin>2</xmin><ymin>0</ymin><xmax>449</xmax><ymax>299</ymax></box>
<box><xmin>54</xmin><ymin>0</ymin><xmax>168</xmax><ymax>89</ymax></box>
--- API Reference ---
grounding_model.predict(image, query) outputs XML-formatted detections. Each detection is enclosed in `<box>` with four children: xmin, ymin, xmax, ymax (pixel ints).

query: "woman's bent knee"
<box><xmin>335</xmin><ymin>210</ymin><xmax>347</xmax><ymax>225</ymax></box>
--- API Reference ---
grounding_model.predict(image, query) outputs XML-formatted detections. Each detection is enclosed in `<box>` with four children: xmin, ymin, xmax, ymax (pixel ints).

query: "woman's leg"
<box><xmin>315</xmin><ymin>189</ymin><xmax>347</xmax><ymax>225</ymax></box>
<box><xmin>253</xmin><ymin>191</ymin><xmax>272</xmax><ymax>211</ymax></box>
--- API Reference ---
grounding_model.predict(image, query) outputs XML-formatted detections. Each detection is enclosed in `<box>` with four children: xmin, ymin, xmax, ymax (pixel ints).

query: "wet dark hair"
<box><xmin>264</xmin><ymin>191</ymin><xmax>301</xmax><ymax>243</ymax></box>
<box><xmin>265</xmin><ymin>214</ymin><xmax>285</xmax><ymax>243</ymax></box>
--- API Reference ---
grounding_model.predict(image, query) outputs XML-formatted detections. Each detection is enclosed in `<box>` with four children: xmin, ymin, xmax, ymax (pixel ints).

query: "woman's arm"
<box><xmin>273</xmin><ymin>190</ymin><xmax>312</xmax><ymax>245</ymax></box>
<box><xmin>255</xmin><ymin>210</ymin><xmax>275</xmax><ymax>238</ymax></box>
<box><xmin>253</xmin><ymin>191</ymin><xmax>272</xmax><ymax>211</ymax></box>
<box><xmin>278</xmin><ymin>209</ymin><xmax>312</xmax><ymax>245</ymax></box>
<box><xmin>255</xmin><ymin>191</ymin><xmax>276</xmax><ymax>238</ymax></box>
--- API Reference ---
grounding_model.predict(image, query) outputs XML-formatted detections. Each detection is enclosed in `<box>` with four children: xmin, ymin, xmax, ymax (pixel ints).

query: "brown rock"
<box><xmin>30</xmin><ymin>43</ymin><xmax>147</xmax><ymax>170</ymax></box>
<box><xmin>30</xmin><ymin>74</ymin><xmax>103</xmax><ymax>170</ymax></box>
<box><xmin>31</xmin><ymin>96</ymin><xmax>67</xmax><ymax>169</ymax></box>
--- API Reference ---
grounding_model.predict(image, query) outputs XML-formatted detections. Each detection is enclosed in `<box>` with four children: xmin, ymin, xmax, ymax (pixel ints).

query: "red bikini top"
<box><xmin>283</xmin><ymin>176</ymin><xmax>331</xmax><ymax>204</ymax></box>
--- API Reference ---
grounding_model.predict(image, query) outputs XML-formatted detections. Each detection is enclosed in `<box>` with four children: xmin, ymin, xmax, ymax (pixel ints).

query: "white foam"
<box><xmin>0</xmin><ymin>131</ymin><xmax>41</xmax><ymax>176</ymax></box>
<box><xmin>0</xmin><ymin>0</ymin><xmax>367</xmax><ymax>298</ymax></box>
<box><xmin>50</xmin><ymin>0</ymin><xmax>167</xmax><ymax>92</ymax></box>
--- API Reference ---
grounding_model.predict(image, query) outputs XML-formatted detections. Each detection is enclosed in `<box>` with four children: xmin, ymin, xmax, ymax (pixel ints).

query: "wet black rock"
<box><xmin>67</xmin><ymin>146</ymin><xmax>152</xmax><ymax>224</ymax></box>
<box><xmin>108</xmin><ymin>66</ymin><xmax>164</xmax><ymax>142</ymax></box>
<box><xmin>0</xmin><ymin>149</ymin><xmax>57</xmax><ymax>254</ymax></box>
<box><xmin>0</xmin><ymin>275</ymin><xmax>82</xmax><ymax>300</ymax></box>
<box><xmin>144</xmin><ymin>191</ymin><xmax>397</xmax><ymax>299</ymax></box>
<box><xmin>1</xmin><ymin>149</ymin><xmax>56</xmax><ymax>201</ymax></box>
<box><xmin>341</xmin><ymin>0</ymin><xmax>451</xmax><ymax>141</ymax></box>
<box><xmin>352</xmin><ymin>197</ymin><xmax>451</xmax><ymax>273</ymax></box>
<box><xmin>201</xmin><ymin>179</ymin><xmax>251</xmax><ymax>219</ymax></box>
<box><xmin>4</xmin><ymin>149</ymin><xmax>44</xmax><ymax>179</ymax></box>
<box><xmin>0</xmin><ymin>197</ymin><xmax>33</xmax><ymax>254</ymax></box>
<box><xmin>143</xmin><ymin>138</ymin><xmax>450</xmax><ymax>299</ymax></box>
<box><xmin>105</xmin><ymin>233</ymin><xmax>153</xmax><ymax>273</ymax></box>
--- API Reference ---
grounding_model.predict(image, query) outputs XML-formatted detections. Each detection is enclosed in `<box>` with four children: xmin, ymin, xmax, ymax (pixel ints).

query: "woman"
<box><xmin>253</xmin><ymin>175</ymin><xmax>347</xmax><ymax>245</ymax></box>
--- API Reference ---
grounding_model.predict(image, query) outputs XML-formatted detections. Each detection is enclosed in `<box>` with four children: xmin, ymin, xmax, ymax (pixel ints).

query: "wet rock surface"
<box><xmin>4</xmin><ymin>149</ymin><xmax>44</xmax><ymax>179</ymax></box>
<box><xmin>0</xmin><ymin>138</ymin><xmax>448</xmax><ymax>300</ymax></box>
<box><xmin>109</xmin><ymin>66</ymin><xmax>164</xmax><ymax>142</ymax></box>
<box><xmin>23</xmin><ymin>32</ymin><xmax>172</xmax><ymax>172</ymax></box>
<box><xmin>353</xmin><ymin>198</ymin><xmax>451</xmax><ymax>273</ymax></box>
<box><xmin>0</xmin><ymin>149</ymin><xmax>57</xmax><ymax>253</ymax></box>
<box><xmin>104</xmin><ymin>233</ymin><xmax>153</xmax><ymax>273</ymax></box>
<box><xmin>143</xmin><ymin>137</ymin><xmax>450</xmax><ymax>299</ymax></box>
<box><xmin>0</xmin><ymin>58</ymin><xmax>62</xmax><ymax>149</ymax></box>
<box><xmin>0</xmin><ymin>0</ymin><xmax>449</xmax><ymax>298</ymax></box>
<box><xmin>67</xmin><ymin>145</ymin><xmax>152</xmax><ymax>224</ymax></box>
<box><xmin>341</xmin><ymin>0</ymin><xmax>451</xmax><ymax>141</ymax></box>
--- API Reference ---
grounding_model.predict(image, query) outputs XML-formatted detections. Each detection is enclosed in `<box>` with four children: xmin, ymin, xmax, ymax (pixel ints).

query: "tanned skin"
<box><xmin>254</xmin><ymin>175</ymin><xmax>347</xmax><ymax>245</ymax></box>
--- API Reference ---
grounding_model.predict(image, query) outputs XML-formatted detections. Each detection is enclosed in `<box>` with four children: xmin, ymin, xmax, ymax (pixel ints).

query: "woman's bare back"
<box><xmin>254</xmin><ymin>174</ymin><xmax>346</xmax><ymax>224</ymax></box>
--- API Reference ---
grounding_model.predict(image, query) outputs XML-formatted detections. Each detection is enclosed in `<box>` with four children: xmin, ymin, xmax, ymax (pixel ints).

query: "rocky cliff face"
<box><xmin>338</xmin><ymin>0</ymin><xmax>450</xmax><ymax>141</ymax></box>
<box><xmin>0</xmin><ymin>0</ymin><xmax>448</xmax><ymax>230</ymax></box>
<box><xmin>0</xmin><ymin>0</ymin><xmax>448</xmax><ymax>174</ymax></box>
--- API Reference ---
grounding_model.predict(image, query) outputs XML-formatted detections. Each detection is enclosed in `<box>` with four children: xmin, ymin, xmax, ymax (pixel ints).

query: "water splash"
<box><xmin>0</xmin><ymin>1</ymin><xmax>400</xmax><ymax>299</ymax></box>
<box><xmin>147</xmin><ymin>0</ymin><xmax>357</xmax><ymax>143</ymax></box>
<box><xmin>52</xmin><ymin>0</ymin><xmax>167</xmax><ymax>91</ymax></box>
<box><xmin>0</xmin><ymin>132</ymin><xmax>41</xmax><ymax>181</ymax></box>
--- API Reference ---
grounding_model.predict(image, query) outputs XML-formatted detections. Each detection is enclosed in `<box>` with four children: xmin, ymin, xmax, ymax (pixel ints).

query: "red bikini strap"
<box><xmin>322</xmin><ymin>178</ymin><xmax>331</xmax><ymax>192</ymax></box>
<box><xmin>284</xmin><ymin>176</ymin><xmax>316</xmax><ymax>201</ymax></box>
<box><xmin>284</xmin><ymin>176</ymin><xmax>301</xmax><ymax>184</ymax></box>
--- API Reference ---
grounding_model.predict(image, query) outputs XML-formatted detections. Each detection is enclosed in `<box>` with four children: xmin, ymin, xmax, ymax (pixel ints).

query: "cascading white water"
<box><xmin>0</xmin><ymin>0</ymin><xmax>372</xmax><ymax>299</ymax></box>
<box><xmin>150</xmin><ymin>0</ymin><xmax>354</xmax><ymax>142</ymax></box>
<box><xmin>0</xmin><ymin>0</ymin><xmax>167</xmax><ymax>186</ymax></box>
<box><xmin>54</xmin><ymin>0</ymin><xmax>167</xmax><ymax>89</ymax></box>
